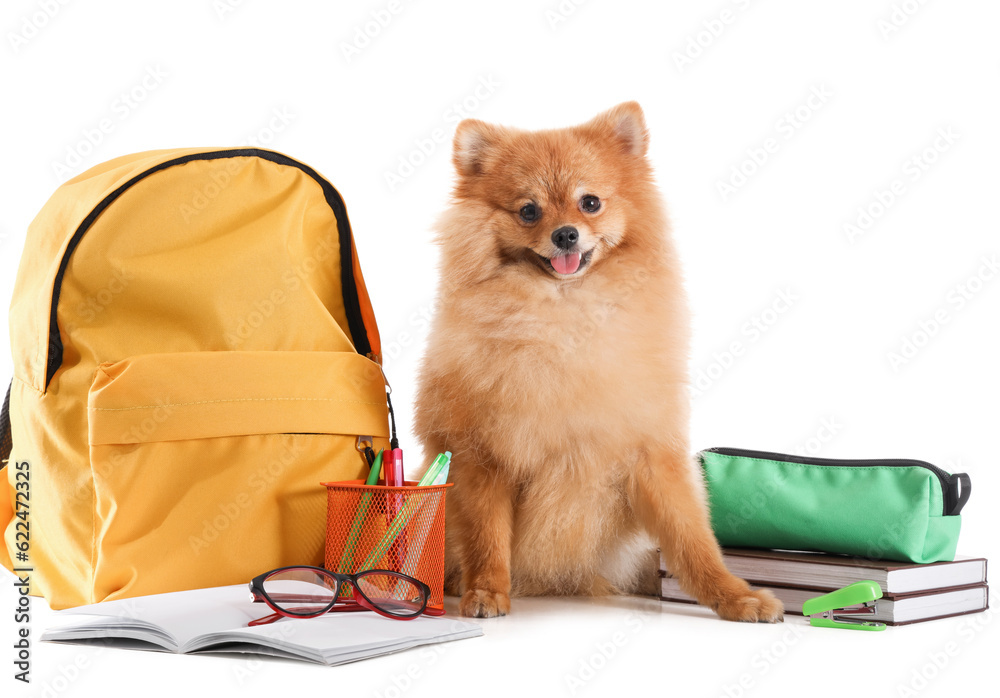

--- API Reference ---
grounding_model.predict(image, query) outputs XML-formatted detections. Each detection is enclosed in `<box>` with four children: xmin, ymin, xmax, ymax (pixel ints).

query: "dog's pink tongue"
<box><xmin>551</xmin><ymin>252</ymin><xmax>581</xmax><ymax>275</ymax></box>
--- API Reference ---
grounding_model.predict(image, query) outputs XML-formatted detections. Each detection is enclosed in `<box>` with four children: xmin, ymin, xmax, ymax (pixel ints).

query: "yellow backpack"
<box><xmin>0</xmin><ymin>147</ymin><xmax>390</xmax><ymax>609</ymax></box>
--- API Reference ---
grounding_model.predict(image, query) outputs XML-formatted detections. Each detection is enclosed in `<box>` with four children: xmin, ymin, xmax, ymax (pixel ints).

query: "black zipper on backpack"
<box><xmin>43</xmin><ymin>149</ymin><xmax>372</xmax><ymax>388</ymax></box>
<box><xmin>704</xmin><ymin>447</ymin><xmax>971</xmax><ymax>516</ymax></box>
<box><xmin>0</xmin><ymin>380</ymin><xmax>11</xmax><ymax>472</ymax></box>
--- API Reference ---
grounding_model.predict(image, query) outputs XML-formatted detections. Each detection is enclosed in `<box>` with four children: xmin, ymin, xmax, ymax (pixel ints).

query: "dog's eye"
<box><xmin>580</xmin><ymin>195</ymin><xmax>601</xmax><ymax>213</ymax></box>
<box><xmin>519</xmin><ymin>203</ymin><xmax>540</xmax><ymax>222</ymax></box>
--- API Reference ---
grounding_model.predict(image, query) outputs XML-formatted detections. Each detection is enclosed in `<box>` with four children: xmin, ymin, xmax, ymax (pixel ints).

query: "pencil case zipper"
<box><xmin>704</xmin><ymin>447</ymin><xmax>970</xmax><ymax>516</ymax></box>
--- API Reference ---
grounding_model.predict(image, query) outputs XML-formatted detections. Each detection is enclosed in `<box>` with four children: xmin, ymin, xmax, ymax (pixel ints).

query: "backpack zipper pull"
<box><xmin>356</xmin><ymin>436</ymin><xmax>375</xmax><ymax>468</ymax></box>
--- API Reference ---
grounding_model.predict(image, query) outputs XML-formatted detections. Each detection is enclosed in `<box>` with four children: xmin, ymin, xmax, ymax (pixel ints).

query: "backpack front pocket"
<box><xmin>86</xmin><ymin>350</ymin><xmax>389</xmax><ymax>603</ymax></box>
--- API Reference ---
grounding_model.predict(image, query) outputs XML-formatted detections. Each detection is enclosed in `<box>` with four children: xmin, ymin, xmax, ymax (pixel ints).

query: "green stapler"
<box><xmin>802</xmin><ymin>580</ymin><xmax>886</xmax><ymax>631</ymax></box>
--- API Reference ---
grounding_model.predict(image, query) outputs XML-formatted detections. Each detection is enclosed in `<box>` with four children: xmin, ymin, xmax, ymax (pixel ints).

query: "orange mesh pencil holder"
<box><xmin>323</xmin><ymin>480</ymin><xmax>452</xmax><ymax>613</ymax></box>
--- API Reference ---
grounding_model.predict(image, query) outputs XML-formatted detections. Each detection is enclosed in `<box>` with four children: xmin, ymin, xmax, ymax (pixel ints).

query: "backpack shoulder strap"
<box><xmin>0</xmin><ymin>380</ymin><xmax>11</xmax><ymax>470</ymax></box>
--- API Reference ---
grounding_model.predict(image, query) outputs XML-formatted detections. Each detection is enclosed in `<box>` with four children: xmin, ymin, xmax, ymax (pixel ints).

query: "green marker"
<box><xmin>419</xmin><ymin>451</ymin><xmax>452</xmax><ymax>486</ymax></box>
<box><xmin>366</xmin><ymin>448</ymin><xmax>385</xmax><ymax>486</ymax></box>
<box><xmin>337</xmin><ymin>449</ymin><xmax>385</xmax><ymax>575</ymax></box>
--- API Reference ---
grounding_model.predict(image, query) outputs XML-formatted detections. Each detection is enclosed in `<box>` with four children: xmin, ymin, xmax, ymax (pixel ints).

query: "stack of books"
<box><xmin>659</xmin><ymin>548</ymin><xmax>989</xmax><ymax>625</ymax></box>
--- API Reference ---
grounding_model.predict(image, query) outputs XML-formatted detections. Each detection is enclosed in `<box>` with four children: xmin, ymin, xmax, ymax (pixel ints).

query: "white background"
<box><xmin>1</xmin><ymin>0</ymin><xmax>998</xmax><ymax>696</ymax></box>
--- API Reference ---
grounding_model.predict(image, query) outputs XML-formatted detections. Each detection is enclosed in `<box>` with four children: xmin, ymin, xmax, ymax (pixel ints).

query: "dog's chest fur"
<box><xmin>455</xmin><ymin>265</ymin><xmax>674</xmax><ymax>469</ymax></box>
<box><xmin>445</xmin><ymin>266</ymin><xmax>672</xmax><ymax>593</ymax></box>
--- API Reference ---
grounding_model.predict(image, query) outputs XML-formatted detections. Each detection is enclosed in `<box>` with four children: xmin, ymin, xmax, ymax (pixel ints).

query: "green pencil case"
<box><xmin>700</xmin><ymin>447</ymin><xmax>972</xmax><ymax>564</ymax></box>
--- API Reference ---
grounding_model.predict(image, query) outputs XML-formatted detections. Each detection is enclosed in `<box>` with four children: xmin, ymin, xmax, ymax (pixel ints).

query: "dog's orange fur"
<box><xmin>414</xmin><ymin>103</ymin><xmax>783</xmax><ymax>622</ymax></box>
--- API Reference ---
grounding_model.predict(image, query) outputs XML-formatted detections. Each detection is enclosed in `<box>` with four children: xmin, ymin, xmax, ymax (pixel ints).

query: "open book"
<box><xmin>41</xmin><ymin>584</ymin><xmax>483</xmax><ymax>665</ymax></box>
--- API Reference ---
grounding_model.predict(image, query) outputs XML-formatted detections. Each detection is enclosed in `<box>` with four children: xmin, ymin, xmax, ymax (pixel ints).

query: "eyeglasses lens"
<box><xmin>262</xmin><ymin>568</ymin><xmax>338</xmax><ymax>616</ymax></box>
<box><xmin>357</xmin><ymin>572</ymin><xmax>426</xmax><ymax>617</ymax></box>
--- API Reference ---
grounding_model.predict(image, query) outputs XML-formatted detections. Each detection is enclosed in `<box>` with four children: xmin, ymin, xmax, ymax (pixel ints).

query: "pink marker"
<box><xmin>384</xmin><ymin>443</ymin><xmax>406</xmax><ymax>571</ymax></box>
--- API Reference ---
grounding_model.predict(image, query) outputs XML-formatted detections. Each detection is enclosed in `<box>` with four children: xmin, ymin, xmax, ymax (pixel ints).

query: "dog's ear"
<box><xmin>453</xmin><ymin>119</ymin><xmax>502</xmax><ymax>176</ymax></box>
<box><xmin>588</xmin><ymin>102</ymin><xmax>649</xmax><ymax>157</ymax></box>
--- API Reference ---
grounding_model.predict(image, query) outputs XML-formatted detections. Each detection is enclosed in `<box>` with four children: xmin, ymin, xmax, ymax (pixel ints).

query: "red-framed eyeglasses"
<box><xmin>247</xmin><ymin>565</ymin><xmax>443</xmax><ymax>626</ymax></box>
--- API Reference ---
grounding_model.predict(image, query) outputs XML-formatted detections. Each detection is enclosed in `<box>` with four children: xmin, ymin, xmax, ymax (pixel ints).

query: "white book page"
<box><xmin>43</xmin><ymin>584</ymin><xmax>484</xmax><ymax>661</ymax></box>
<box><xmin>43</xmin><ymin>585</ymin><xmax>275</xmax><ymax>649</ymax></box>
<box><xmin>193</xmin><ymin>612</ymin><xmax>483</xmax><ymax>655</ymax></box>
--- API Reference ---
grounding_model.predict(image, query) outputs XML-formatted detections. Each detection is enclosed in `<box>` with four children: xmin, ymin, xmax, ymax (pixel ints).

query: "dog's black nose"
<box><xmin>551</xmin><ymin>226</ymin><xmax>579</xmax><ymax>250</ymax></box>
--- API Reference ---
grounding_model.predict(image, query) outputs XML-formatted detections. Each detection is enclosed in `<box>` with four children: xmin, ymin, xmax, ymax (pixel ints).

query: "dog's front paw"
<box><xmin>459</xmin><ymin>589</ymin><xmax>511</xmax><ymax>618</ymax></box>
<box><xmin>712</xmin><ymin>587</ymin><xmax>784</xmax><ymax>623</ymax></box>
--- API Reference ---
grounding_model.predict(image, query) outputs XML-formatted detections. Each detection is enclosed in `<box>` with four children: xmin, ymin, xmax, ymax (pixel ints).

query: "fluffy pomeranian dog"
<box><xmin>414</xmin><ymin>102</ymin><xmax>783</xmax><ymax>622</ymax></box>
